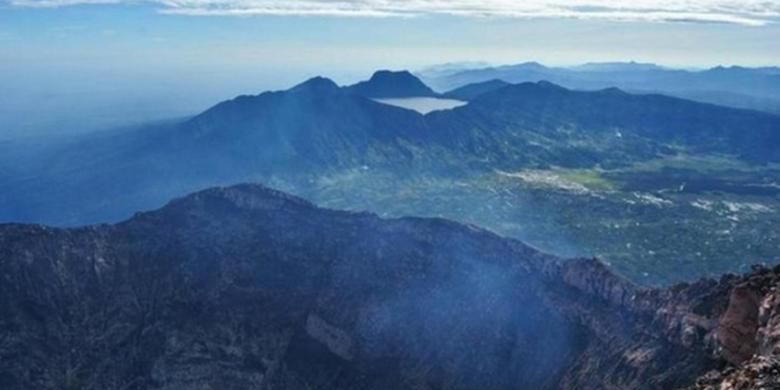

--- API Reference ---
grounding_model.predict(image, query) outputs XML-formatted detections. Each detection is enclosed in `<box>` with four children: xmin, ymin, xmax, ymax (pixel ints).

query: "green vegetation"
<box><xmin>550</xmin><ymin>168</ymin><xmax>616</xmax><ymax>191</ymax></box>
<box><xmin>274</xmin><ymin>154</ymin><xmax>780</xmax><ymax>286</ymax></box>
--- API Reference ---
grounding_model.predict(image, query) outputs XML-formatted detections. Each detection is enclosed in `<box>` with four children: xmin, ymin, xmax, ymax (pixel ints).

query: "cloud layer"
<box><xmin>9</xmin><ymin>0</ymin><xmax>780</xmax><ymax>26</ymax></box>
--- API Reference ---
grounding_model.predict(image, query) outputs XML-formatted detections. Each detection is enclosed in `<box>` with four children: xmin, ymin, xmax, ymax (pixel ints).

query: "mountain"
<box><xmin>1</xmin><ymin>75</ymin><xmax>779</xmax><ymax>285</ymax></box>
<box><xmin>755</xmin><ymin>66</ymin><xmax>780</xmax><ymax>75</ymax></box>
<box><xmin>1</xmin><ymin>183</ymin><xmax>777</xmax><ymax>389</ymax></box>
<box><xmin>442</xmin><ymin>79</ymin><xmax>511</xmax><ymax>101</ymax></box>
<box><xmin>189</xmin><ymin>77</ymin><xmax>780</xmax><ymax>172</ymax></box>
<box><xmin>187</xmin><ymin>76</ymin><xmax>430</xmax><ymax>169</ymax></box>
<box><xmin>414</xmin><ymin>61</ymin><xmax>492</xmax><ymax>80</ymax></box>
<box><xmin>423</xmin><ymin>62</ymin><xmax>780</xmax><ymax>114</ymax></box>
<box><xmin>570</xmin><ymin>61</ymin><xmax>668</xmax><ymax>72</ymax></box>
<box><xmin>2</xmin><ymin>77</ymin><xmax>779</xmax><ymax>224</ymax></box>
<box><xmin>346</xmin><ymin>70</ymin><xmax>438</xmax><ymax>98</ymax></box>
<box><xmin>427</xmin><ymin>62</ymin><xmax>551</xmax><ymax>91</ymax></box>
<box><xmin>450</xmin><ymin>81</ymin><xmax>780</xmax><ymax>165</ymax></box>
<box><xmin>0</xmin><ymin>76</ymin><xmax>431</xmax><ymax>225</ymax></box>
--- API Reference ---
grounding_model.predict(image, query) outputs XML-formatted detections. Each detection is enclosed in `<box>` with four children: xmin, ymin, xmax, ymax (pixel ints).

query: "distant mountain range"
<box><xmin>1</xmin><ymin>183</ymin><xmax>774</xmax><ymax>389</ymax></box>
<box><xmin>1</xmin><ymin>70</ymin><xmax>778</xmax><ymax>227</ymax></box>
<box><xmin>1</xmin><ymin>70</ymin><xmax>779</xmax><ymax>286</ymax></box>
<box><xmin>443</xmin><ymin>79</ymin><xmax>511</xmax><ymax>101</ymax></box>
<box><xmin>419</xmin><ymin>62</ymin><xmax>780</xmax><ymax>114</ymax></box>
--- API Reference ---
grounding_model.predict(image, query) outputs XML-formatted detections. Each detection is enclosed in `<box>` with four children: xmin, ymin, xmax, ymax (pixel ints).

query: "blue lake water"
<box><xmin>373</xmin><ymin>97</ymin><xmax>467</xmax><ymax>114</ymax></box>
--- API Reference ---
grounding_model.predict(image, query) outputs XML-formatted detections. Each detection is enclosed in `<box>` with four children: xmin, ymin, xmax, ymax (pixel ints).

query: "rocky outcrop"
<box><xmin>0</xmin><ymin>183</ymin><xmax>778</xmax><ymax>389</ymax></box>
<box><xmin>688</xmin><ymin>267</ymin><xmax>780</xmax><ymax>389</ymax></box>
<box><xmin>718</xmin><ymin>286</ymin><xmax>761</xmax><ymax>364</ymax></box>
<box><xmin>691</xmin><ymin>356</ymin><xmax>780</xmax><ymax>389</ymax></box>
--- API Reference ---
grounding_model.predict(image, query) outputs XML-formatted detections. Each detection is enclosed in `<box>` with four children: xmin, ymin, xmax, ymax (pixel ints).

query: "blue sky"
<box><xmin>4</xmin><ymin>1</ymin><xmax>780</xmax><ymax>74</ymax></box>
<box><xmin>1</xmin><ymin>0</ymin><xmax>779</xmax><ymax>137</ymax></box>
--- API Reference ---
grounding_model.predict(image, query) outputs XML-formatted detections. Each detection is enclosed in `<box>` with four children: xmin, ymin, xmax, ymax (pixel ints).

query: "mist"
<box><xmin>0</xmin><ymin>63</ymin><xmax>370</xmax><ymax>141</ymax></box>
<box><xmin>2</xmin><ymin>2</ymin><xmax>780</xmax><ymax>388</ymax></box>
<box><xmin>3</xmin><ymin>2</ymin><xmax>779</xmax><ymax>143</ymax></box>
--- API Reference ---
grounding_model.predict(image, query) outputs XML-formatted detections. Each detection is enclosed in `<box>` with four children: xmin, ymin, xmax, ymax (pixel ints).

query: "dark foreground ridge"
<box><xmin>0</xmin><ymin>184</ymin><xmax>778</xmax><ymax>389</ymax></box>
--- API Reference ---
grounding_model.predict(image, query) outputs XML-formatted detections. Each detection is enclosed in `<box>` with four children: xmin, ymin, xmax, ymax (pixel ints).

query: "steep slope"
<box><xmin>0</xmin><ymin>77</ymin><xmax>431</xmax><ymax>225</ymax></box>
<box><xmin>1</xmin><ymin>183</ymin><xmax>771</xmax><ymax>390</ymax></box>
<box><xmin>346</xmin><ymin>70</ymin><xmax>438</xmax><ymax>98</ymax></box>
<box><xmin>186</xmin><ymin>76</ymin><xmax>430</xmax><ymax>168</ymax></box>
<box><xmin>687</xmin><ymin>267</ymin><xmax>780</xmax><ymax>389</ymax></box>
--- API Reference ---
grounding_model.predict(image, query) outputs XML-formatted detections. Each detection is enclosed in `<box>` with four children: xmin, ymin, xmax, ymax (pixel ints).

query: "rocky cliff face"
<box><xmin>0</xmin><ymin>184</ymin><xmax>776</xmax><ymax>389</ymax></box>
<box><xmin>687</xmin><ymin>267</ymin><xmax>780</xmax><ymax>389</ymax></box>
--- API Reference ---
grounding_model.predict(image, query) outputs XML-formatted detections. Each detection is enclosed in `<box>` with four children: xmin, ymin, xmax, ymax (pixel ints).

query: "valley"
<box><xmin>1</xmin><ymin>72</ymin><xmax>779</xmax><ymax>287</ymax></box>
<box><xmin>273</xmin><ymin>154</ymin><xmax>780</xmax><ymax>286</ymax></box>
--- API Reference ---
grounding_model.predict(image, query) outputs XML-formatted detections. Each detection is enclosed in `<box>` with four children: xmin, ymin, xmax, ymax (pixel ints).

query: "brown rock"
<box><xmin>718</xmin><ymin>285</ymin><xmax>760</xmax><ymax>364</ymax></box>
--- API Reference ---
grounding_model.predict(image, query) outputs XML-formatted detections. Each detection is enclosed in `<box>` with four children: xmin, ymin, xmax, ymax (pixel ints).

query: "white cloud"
<box><xmin>9</xmin><ymin>0</ymin><xmax>780</xmax><ymax>26</ymax></box>
<box><xmin>11</xmin><ymin>0</ymin><xmax>121</xmax><ymax>7</ymax></box>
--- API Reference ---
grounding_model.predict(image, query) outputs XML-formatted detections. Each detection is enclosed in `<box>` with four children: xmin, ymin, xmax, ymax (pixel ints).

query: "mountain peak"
<box><xmin>535</xmin><ymin>80</ymin><xmax>566</xmax><ymax>89</ymax></box>
<box><xmin>159</xmin><ymin>183</ymin><xmax>317</xmax><ymax>217</ymax></box>
<box><xmin>369</xmin><ymin>69</ymin><xmax>416</xmax><ymax>81</ymax></box>
<box><xmin>599</xmin><ymin>86</ymin><xmax>627</xmax><ymax>95</ymax></box>
<box><xmin>496</xmin><ymin>61</ymin><xmax>548</xmax><ymax>72</ymax></box>
<box><xmin>290</xmin><ymin>76</ymin><xmax>341</xmax><ymax>93</ymax></box>
<box><xmin>518</xmin><ymin>61</ymin><xmax>546</xmax><ymax>69</ymax></box>
<box><xmin>347</xmin><ymin>70</ymin><xmax>437</xmax><ymax>98</ymax></box>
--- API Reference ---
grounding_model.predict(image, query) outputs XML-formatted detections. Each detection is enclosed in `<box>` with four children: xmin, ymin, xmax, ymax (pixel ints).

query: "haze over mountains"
<box><xmin>4</xmin><ymin>0</ymin><xmax>780</xmax><ymax>385</ymax></box>
<box><xmin>1</xmin><ymin>69</ymin><xmax>779</xmax><ymax>285</ymax></box>
<box><xmin>3</xmin><ymin>70</ymin><xmax>778</xmax><ymax>222</ymax></box>
<box><xmin>419</xmin><ymin>62</ymin><xmax>780</xmax><ymax>114</ymax></box>
<box><xmin>2</xmin><ymin>65</ymin><xmax>780</xmax><ymax>388</ymax></box>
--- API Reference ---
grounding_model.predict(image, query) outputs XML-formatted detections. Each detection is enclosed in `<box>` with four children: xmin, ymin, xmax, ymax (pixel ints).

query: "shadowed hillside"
<box><xmin>3</xmin><ymin>184</ymin><xmax>775</xmax><ymax>389</ymax></box>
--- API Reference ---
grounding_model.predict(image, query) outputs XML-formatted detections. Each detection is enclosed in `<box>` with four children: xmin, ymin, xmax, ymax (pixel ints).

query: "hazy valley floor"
<box><xmin>272</xmin><ymin>154</ymin><xmax>780</xmax><ymax>286</ymax></box>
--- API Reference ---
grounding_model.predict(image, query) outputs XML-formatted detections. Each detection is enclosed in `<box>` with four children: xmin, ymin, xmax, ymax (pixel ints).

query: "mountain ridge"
<box><xmin>0</xmin><ymin>185</ymin><xmax>748</xmax><ymax>389</ymax></box>
<box><xmin>2</xmin><ymin>73</ymin><xmax>780</xmax><ymax>287</ymax></box>
<box><xmin>425</xmin><ymin>62</ymin><xmax>780</xmax><ymax>114</ymax></box>
<box><xmin>443</xmin><ymin>79</ymin><xmax>511</xmax><ymax>100</ymax></box>
<box><xmin>2</xmin><ymin>75</ymin><xmax>780</xmax><ymax>227</ymax></box>
<box><xmin>2</xmin><ymin>183</ymin><xmax>780</xmax><ymax>389</ymax></box>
